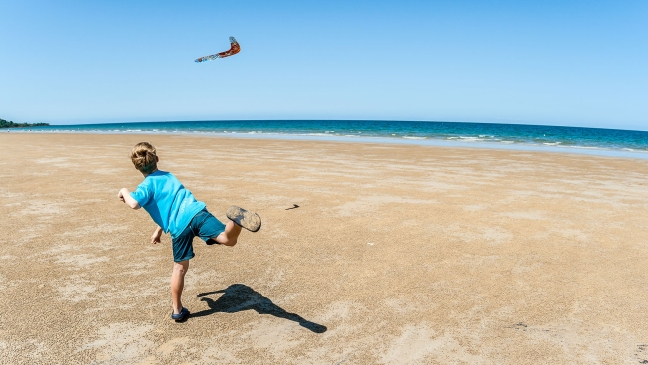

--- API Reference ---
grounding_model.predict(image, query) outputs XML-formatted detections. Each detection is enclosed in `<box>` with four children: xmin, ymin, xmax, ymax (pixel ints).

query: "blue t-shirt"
<box><xmin>130</xmin><ymin>170</ymin><xmax>206</xmax><ymax>238</ymax></box>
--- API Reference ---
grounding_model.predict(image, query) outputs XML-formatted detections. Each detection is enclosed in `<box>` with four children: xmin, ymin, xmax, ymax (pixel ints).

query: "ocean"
<box><xmin>9</xmin><ymin>120</ymin><xmax>648</xmax><ymax>158</ymax></box>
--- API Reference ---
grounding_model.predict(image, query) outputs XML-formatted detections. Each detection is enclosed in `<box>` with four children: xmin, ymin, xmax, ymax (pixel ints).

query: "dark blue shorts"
<box><xmin>172</xmin><ymin>209</ymin><xmax>226</xmax><ymax>262</ymax></box>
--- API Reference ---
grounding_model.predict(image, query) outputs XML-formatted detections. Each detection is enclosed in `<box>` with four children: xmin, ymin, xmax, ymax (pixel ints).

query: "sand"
<box><xmin>1</xmin><ymin>133</ymin><xmax>647</xmax><ymax>364</ymax></box>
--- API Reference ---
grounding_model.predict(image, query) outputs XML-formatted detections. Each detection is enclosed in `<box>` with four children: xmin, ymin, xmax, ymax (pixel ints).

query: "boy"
<box><xmin>118</xmin><ymin>142</ymin><xmax>260</xmax><ymax>322</ymax></box>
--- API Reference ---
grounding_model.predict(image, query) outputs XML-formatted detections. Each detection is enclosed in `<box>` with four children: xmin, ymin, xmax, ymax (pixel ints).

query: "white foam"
<box><xmin>458</xmin><ymin>136</ymin><xmax>486</xmax><ymax>142</ymax></box>
<box><xmin>622</xmin><ymin>148</ymin><xmax>648</xmax><ymax>153</ymax></box>
<box><xmin>569</xmin><ymin>145</ymin><xmax>603</xmax><ymax>150</ymax></box>
<box><xmin>402</xmin><ymin>136</ymin><xmax>427</xmax><ymax>140</ymax></box>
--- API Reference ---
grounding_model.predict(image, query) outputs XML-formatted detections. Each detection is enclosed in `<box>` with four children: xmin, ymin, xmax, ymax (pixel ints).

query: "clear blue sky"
<box><xmin>1</xmin><ymin>0</ymin><xmax>646</xmax><ymax>130</ymax></box>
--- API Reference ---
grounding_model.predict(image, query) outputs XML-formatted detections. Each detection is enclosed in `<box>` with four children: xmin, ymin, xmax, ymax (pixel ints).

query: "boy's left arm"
<box><xmin>118</xmin><ymin>188</ymin><xmax>141</xmax><ymax>209</ymax></box>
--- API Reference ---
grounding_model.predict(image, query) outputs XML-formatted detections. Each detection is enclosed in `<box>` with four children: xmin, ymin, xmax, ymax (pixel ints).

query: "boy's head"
<box><xmin>130</xmin><ymin>142</ymin><xmax>158</xmax><ymax>174</ymax></box>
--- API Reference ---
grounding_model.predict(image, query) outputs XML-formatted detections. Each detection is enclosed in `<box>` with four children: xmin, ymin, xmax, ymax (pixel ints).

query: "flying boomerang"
<box><xmin>195</xmin><ymin>37</ymin><xmax>240</xmax><ymax>63</ymax></box>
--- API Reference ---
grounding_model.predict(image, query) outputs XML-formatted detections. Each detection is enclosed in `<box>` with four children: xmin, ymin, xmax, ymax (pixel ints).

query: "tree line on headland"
<box><xmin>0</xmin><ymin>118</ymin><xmax>49</xmax><ymax>128</ymax></box>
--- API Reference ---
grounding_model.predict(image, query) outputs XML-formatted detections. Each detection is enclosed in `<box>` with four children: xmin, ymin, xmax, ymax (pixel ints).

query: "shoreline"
<box><xmin>6</xmin><ymin>129</ymin><xmax>648</xmax><ymax>160</ymax></box>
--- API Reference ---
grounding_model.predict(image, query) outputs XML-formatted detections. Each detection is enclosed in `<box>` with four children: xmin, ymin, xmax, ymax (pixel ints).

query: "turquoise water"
<box><xmin>10</xmin><ymin>120</ymin><xmax>648</xmax><ymax>158</ymax></box>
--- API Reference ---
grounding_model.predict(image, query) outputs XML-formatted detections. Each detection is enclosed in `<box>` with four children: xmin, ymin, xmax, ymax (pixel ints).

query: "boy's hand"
<box><xmin>151</xmin><ymin>227</ymin><xmax>163</xmax><ymax>244</ymax></box>
<box><xmin>117</xmin><ymin>188</ymin><xmax>141</xmax><ymax>209</ymax></box>
<box><xmin>118</xmin><ymin>189</ymin><xmax>126</xmax><ymax>203</ymax></box>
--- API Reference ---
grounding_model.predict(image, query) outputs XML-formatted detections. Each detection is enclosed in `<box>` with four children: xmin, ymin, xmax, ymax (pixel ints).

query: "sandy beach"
<box><xmin>1</xmin><ymin>133</ymin><xmax>647</xmax><ymax>364</ymax></box>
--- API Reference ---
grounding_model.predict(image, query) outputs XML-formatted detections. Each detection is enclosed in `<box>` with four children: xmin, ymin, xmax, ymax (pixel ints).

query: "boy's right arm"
<box><xmin>151</xmin><ymin>226</ymin><xmax>163</xmax><ymax>244</ymax></box>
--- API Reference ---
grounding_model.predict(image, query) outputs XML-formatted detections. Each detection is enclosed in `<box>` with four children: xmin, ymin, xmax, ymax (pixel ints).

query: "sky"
<box><xmin>0</xmin><ymin>0</ymin><xmax>646</xmax><ymax>130</ymax></box>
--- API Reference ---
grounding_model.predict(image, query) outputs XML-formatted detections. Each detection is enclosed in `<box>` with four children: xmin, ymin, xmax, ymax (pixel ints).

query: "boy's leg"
<box><xmin>200</xmin><ymin>206</ymin><xmax>260</xmax><ymax>246</ymax></box>
<box><xmin>171</xmin><ymin>260</ymin><xmax>189</xmax><ymax>314</ymax></box>
<box><xmin>214</xmin><ymin>220</ymin><xmax>242</xmax><ymax>246</ymax></box>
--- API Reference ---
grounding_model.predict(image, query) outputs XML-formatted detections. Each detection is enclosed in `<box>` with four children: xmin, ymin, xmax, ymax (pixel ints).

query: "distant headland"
<box><xmin>0</xmin><ymin>118</ymin><xmax>49</xmax><ymax>128</ymax></box>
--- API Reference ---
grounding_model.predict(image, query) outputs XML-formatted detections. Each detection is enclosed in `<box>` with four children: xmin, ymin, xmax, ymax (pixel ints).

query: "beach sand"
<box><xmin>1</xmin><ymin>133</ymin><xmax>647</xmax><ymax>364</ymax></box>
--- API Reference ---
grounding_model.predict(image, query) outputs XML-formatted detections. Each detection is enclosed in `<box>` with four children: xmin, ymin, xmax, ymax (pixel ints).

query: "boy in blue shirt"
<box><xmin>118</xmin><ymin>142</ymin><xmax>260</xmax><ymax>322</ymax></box>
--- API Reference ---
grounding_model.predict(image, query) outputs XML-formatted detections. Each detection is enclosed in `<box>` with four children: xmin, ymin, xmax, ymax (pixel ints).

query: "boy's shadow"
<box><xmin>192</xmin><ymin>284</ymin><xmax>327</xmax><ymax>333</ymax></box>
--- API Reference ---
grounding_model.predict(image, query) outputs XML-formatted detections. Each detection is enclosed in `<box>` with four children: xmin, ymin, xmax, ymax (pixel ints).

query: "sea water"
<box><xmin>10</xmin><ymin>120</ymin><xmax>648</xmax><ymax>158</ymax></box>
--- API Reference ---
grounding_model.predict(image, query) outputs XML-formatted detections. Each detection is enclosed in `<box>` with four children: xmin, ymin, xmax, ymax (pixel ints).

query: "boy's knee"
<box><xmin>222</xmin><ymin>237</ymin><xmax>237</xmax><ymax>247</ymax></box>
<box><xmin>173</xmin><ymin>261</ymin><xmax>189</xmax><ymax>274</ymax></box>
<box><xmin>215</xmin><ymin>233</ymin><xmax>237</xmax><ymax>246</ymax></box>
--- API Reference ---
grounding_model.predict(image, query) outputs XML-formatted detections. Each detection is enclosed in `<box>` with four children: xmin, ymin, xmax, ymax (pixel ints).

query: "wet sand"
<box><xmin>1</xmin><ymin>133</ymin><xmax>647</xmax><ymax>364</ymax></box>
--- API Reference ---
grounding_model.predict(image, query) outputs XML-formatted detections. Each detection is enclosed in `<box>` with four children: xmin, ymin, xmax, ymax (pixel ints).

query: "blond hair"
<box><xmin>130</xmin><ymin>142</ymin><xmax>158</xmax><ymax>173</ymax></box>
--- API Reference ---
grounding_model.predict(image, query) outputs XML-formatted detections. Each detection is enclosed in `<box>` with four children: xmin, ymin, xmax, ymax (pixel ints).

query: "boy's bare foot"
<box><xmin>226</xmin><ymin>206</ymin><xmax>261</xmax><ymax>232</ymax></box>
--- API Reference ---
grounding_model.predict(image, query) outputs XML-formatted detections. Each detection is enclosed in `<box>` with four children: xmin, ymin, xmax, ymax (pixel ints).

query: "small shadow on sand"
<box><xmin>193</xmin><ymin>284</ymin><xmax>327</xmax><ymax>333</ymax></box>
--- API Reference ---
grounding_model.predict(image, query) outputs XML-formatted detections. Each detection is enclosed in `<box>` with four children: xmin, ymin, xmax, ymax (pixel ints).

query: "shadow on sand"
<box><xmin>192</xmin><ymin>284</ymin><xmax>327</xmax><ymax>333</ymax></box>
